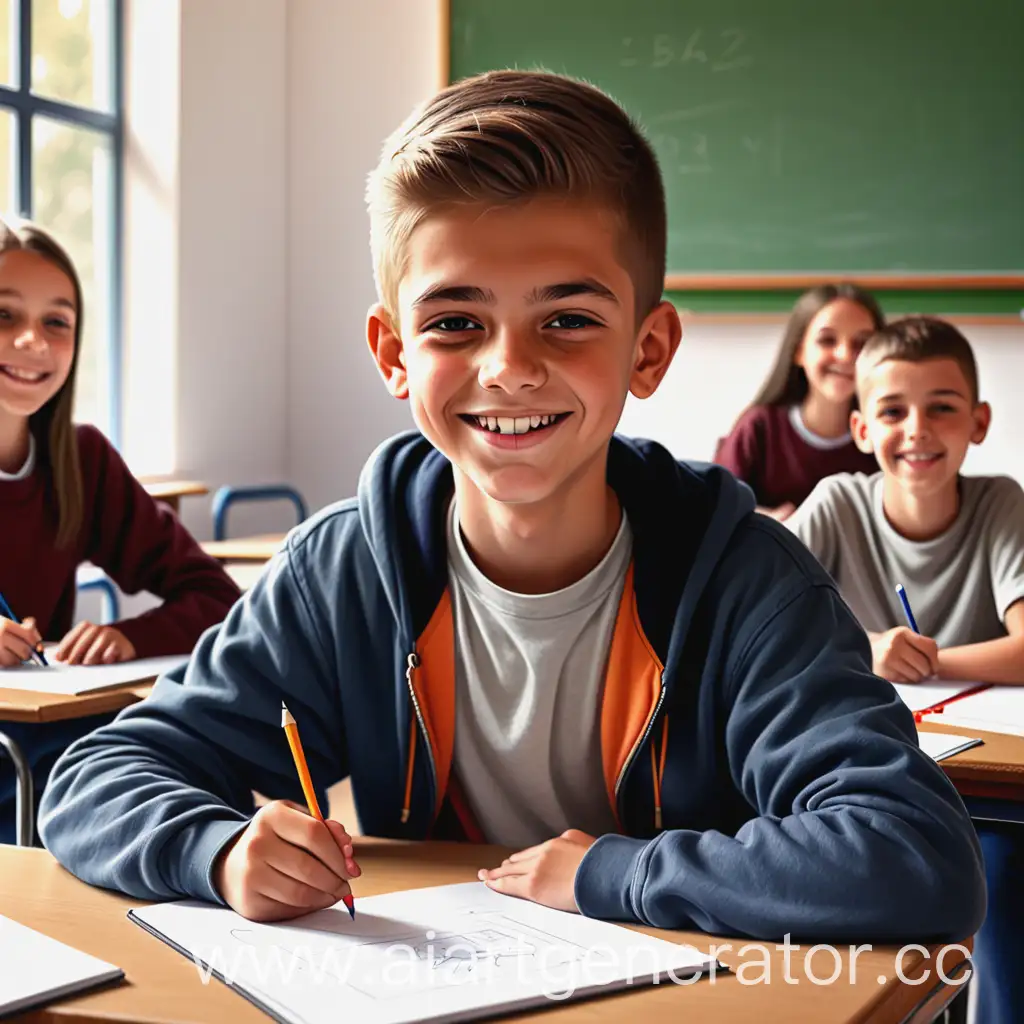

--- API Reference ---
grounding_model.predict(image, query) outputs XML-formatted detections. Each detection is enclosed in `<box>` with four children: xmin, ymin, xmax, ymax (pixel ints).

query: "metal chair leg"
<box><xmin>0</xmin><ymin>728</ymin><xmax>34</xmax><ymax>846</ymax></box>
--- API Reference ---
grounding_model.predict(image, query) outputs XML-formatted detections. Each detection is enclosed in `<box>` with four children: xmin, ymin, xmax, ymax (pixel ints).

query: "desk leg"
<box><xmin>0</xmin><ymin>729</ymin><xmax>34</xmax><ymax>846</ymax></box>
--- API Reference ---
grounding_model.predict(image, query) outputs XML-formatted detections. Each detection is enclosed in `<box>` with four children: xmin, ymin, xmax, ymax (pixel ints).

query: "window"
<box><xmin>0</xmin><ymin>0</ymin><xmax>122</xmax><ymax>436</ymax></box>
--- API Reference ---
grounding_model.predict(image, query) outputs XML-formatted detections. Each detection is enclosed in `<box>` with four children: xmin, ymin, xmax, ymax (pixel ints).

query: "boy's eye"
<box><xmin>930</xmin><ymin>403</ymin><xmax>956</xmax><ymax>415</ymax></box>
<box><xmin>426</xmin><ymin>315</ymin><xmax>481</xmax><ymax>333</ymax></box>
<box><xmin>879</xmin><ymin>407</ymin><xmax>902</xmax><ymax>420</ymax></box>
<box><xmin>45</xmin><ymin>317</ymin><xmax>71</xmax><ymax>330</ymax></box>
<box><xmin>546</xmin><ymin>313</ymin><xmax>599</xmax><ymax>330</ymax></box>
<box><xmin>0</xmin><ymin>308</ymin><xmax>12</xmax><ymax>321</ymax></box>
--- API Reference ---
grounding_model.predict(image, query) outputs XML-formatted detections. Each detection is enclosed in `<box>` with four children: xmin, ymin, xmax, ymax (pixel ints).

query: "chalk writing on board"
<box><xmin>650</xmin><ymin>117</ymin><xmax>784</xmax><ymax>178</ymax></box>
<box><xmin>620</xmin><ymin>30</ymin><xmax>752</xmax><ymax>71</ymax></box>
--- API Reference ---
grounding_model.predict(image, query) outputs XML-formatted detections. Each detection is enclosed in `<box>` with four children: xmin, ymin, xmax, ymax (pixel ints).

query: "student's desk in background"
<box><xmin>0</xmin><ymin>683</ymin><xmax>152</xmax><ymax>846</ymax></box>
<box><xmin>918</xmin><ymin>721</ymin><xmax>1024</xmax><ymax>804</ymax></box>
<box><xmin>2</xmin><ymin>841</ymin><xmax>969</xmax><ymax>1024</ymax></box>
<box><xmin>139</xmin><ymin>479</ymin><xmax>209</xmax><ymax>515</ymax></box>
<box><xmin>200</xmin><ymin>533</ymin><xmax>286</xmax><ymax>563</ymax></box>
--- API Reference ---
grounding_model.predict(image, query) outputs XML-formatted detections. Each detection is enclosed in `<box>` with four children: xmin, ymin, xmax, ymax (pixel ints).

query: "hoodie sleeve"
<box><xmin>575</xmin><ymin>576</ymin><xmax>986</xmax><ymax>943</ymax></box>
<box><xmin>37</xmin><ymin>541</ymin><xmax>348</xmax><ymax>904</ymax></box>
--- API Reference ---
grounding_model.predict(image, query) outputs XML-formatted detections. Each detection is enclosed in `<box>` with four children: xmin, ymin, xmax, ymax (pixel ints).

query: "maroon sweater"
<box><xmin>714</xmin><ymin>404</ymin><xmax>878</xmax><ymax>509</ymax></box>
<box><xmin>1</xmin><ymin>424</ymin><xmax>241</xmax><ymax>654</ymax></box>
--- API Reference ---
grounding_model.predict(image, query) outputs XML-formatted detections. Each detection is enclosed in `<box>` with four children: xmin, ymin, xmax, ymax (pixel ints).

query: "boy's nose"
<box><xmin>904</xmin><ymin>408</ymin><xmax>930</xmax><ymax>438</ymax></box>
<box><xmin>478</xmin><ymin>332</ymin><xmax>547</xmax><ymax>392</ymax></box>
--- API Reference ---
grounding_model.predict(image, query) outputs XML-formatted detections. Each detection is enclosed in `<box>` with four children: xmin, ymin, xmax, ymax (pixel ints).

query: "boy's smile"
<box><xmin>852</xmin><ymin>356</ymin><xmax>990</xmax><ymax>529</ymax></box>
<box><xmin>368</xmin><ymin>198</ymin><xmax>680</xmax><ymax>510</ymax></box>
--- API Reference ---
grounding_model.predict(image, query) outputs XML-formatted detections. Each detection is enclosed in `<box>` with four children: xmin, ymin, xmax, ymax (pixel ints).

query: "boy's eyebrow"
<box><xmin>874</xmin><ymin>387</ymin><xmax>967</xmax><ymax>403</ymax></box>
<box><xmin>412</xmin><ymin>279</ymin><xmax>619</xmax><ymax>308</ymax></box>
<box><xmin>526</xmin><ymin>279</ymin><xmax>619</xmax><ymax>305</ymax></box>
<box><xmin>412</xmin><ymin>284</ymin><xmax>495</xmax><ymax>307</ymax></box>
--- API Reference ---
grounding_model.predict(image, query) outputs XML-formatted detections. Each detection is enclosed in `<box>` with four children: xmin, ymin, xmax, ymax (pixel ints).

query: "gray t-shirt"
<box><xmin>787</xmin><ymin>472</ymin><xmax>1024</xmax><ymax>646</ymax></box>
<box><xmin>447</xmin><ymin>500</ymin><xmax>627</xmax><ymax>847</ymax></box>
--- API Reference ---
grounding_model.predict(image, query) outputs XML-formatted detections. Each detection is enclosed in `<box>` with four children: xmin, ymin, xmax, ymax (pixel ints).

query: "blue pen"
<box><xmin>895</xmin><ymin>584</ymin><xmax>920</xmax><ymax>634</ymax></box>
<box><xmin>0</xmin><ymin>591</ymin><xmax>49</xmax><ymax>666</ymax></box>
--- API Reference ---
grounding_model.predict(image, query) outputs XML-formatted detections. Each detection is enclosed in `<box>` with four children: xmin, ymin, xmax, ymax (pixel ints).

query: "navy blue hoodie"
<box><xmin>39</xmin><ymin>433</ymin><xmax>985</xmax><ymax>941</ymax></box>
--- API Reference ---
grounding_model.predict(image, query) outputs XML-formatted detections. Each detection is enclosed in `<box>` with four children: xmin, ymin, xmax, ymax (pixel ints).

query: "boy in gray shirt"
<box><xmin>788</xmin><ymin>315</ymin><xmax>1024</xmax><ymax>1024</ymax></box>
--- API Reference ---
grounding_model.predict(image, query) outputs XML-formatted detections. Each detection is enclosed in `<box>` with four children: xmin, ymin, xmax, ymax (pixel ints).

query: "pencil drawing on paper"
<box><xmin>230</xmin><ymin>911</ymin><xmax>587</xmax><ymax>1001</ymax></box>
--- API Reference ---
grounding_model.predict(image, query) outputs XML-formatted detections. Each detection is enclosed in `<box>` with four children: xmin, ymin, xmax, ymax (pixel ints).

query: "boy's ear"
<box><xmin>629</xmin><ymin>300</ymin><xmax>682</xmax><ymax>400</ymax></box>
<box><xmin>367</xmin><ymin>304</ymin><xmax>409</xmax><ymax>400</ymax></box>
<box><xmin>971</xmin><ymin>400</ymin><xmax>992</xmax><ymax>444</ymax></box>
<box><xmin>850</xmin><ymin>408</ymin><xmax>873</xmax><ymax>453</ymax></box>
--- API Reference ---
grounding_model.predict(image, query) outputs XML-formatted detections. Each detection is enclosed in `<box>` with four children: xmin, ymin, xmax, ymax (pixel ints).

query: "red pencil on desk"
<box><xmin>281</xmin><ymin>702</ymin><xmax>356</xmax><ymax>919</ymax></box>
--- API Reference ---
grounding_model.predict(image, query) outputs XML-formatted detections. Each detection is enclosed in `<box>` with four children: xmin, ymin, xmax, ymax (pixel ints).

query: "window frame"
<box><xmin>0</xmin><ymin>0</ymin><xmax>124</xmax><ymax>441</ymax></box>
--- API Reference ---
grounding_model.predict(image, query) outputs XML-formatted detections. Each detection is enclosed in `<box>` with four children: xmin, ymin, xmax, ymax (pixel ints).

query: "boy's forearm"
<box><xmin>937</xmin><ymin>634</ymin><xmax>1024</xmax><ymax>684</ymax></box>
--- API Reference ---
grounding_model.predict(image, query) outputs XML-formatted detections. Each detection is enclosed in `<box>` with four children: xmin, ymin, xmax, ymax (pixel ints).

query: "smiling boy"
<box><xmin>40</xmin><ymin>72</ymin><xmax>983</xmax><ymax>946</ymax></box>
<box><xmin>787</xmin><ymin>316</ymin><xmax>1024</xmax><ymax>686</ymax></box>
<box><xmin>786</xmin><ymin>315</ymin><xmax>1024</xmax><ymax>1023</ymax></box>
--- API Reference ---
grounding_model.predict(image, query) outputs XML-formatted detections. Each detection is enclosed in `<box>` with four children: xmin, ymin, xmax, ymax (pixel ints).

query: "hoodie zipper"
<box><xmin>401</xmin><ymin>651</ymin><xmax>437</xmax><ymax>824</ymax></box>
<box><xmin>614</xmin><ymin>674</ymin><xmax>667</xmax><ymax>826</ymax></box>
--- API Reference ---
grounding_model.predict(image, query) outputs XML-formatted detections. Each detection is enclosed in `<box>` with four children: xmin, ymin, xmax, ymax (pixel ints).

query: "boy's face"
<box><xmin>851</xmin><ymin>357</ymin><xmax>990</xmax><ymax>498</ymax></box>
<box><xmin>367</xmin><ymin>198</ymin><xmax>680</xmax><ymax>506</ymax></box>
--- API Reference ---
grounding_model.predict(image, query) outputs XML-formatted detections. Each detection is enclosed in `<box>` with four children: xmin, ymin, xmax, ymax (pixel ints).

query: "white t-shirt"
<box><xmin>447</xmin><ymin>500</ymin><xmax>629</xmax><ymax>847</ymax></box>
<box><xmin>787</xmin><ymin>472</ymin><xmax>1024</xmax><ymax>646</ymax></box>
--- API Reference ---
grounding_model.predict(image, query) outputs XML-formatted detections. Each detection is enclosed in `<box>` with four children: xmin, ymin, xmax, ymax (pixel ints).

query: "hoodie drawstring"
<box><xmin>650</xmin><ymin>714</ymin><xmax>669</xmax><ymax>831</ymax></box>
<box><xmin>401</xmin><ymin>652</ymin><xmax>420</xmax><ymax>824</ymax></box>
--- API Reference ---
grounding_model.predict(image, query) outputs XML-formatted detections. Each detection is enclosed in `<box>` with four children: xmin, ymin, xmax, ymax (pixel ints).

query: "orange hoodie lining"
<box><xmin>600</xmin><ymin>563</ymin><xmax>665</xmax><ymax>827</ymax></box>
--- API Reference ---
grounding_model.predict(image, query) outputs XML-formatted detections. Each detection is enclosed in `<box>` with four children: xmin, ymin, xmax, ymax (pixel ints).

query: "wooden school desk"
<box><xmin>918</xmin><ymin>721</ymin><xmax>1024</xmax><ymax>803</ymax></box>
<box><xmin>1</xmin><ymin>842</ymin><xmax>969</xmax><ymax>1024</ymax></box>
<box><xmin>0</xmin><ymin>683</ymin><xmax>152</xmax><ymax>846</ymax></box>
<box><xmin>200</xmin><ymin>533</ymin><xmax>286</xmax><ymax>563</ymax></box>
<box><xmin>139</xmin><ymin>479</ymin><xmax>210</xmax><ymax>515</ymax></box>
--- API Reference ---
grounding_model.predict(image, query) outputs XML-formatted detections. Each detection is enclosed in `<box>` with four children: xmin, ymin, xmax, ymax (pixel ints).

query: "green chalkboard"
<box><xmin>448</xmin><ymin>0</ymin><xmax>1024</xmax><ymax>284</ymax></box>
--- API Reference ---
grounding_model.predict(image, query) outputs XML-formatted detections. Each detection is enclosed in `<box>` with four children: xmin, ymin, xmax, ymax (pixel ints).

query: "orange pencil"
<box><xmin>281</xmin><ymin>702</ymin><xmax>355</xmax><ymax>919</ymax></box>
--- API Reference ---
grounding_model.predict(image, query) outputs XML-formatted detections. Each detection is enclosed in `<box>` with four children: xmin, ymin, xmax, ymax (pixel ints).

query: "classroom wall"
<box><xmin>122</xmin><ymin>0</ymin><xmax>289</xmax><ymax>544</ymax></box>
<box><xmin>283</xmin><ymin>0</ymin><xmax>1024</xmax><ymax>509</ymax></box>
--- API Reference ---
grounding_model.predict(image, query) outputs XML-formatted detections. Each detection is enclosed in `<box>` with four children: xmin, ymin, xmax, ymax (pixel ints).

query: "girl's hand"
<box><xmin>0</xmin><ymin>616</ymin><xmax>44</xmax><ymax>667</ymax></box>
<box><xmin>757</xmin><ymin>503</ymin><xmax>797</xmax><ymax>521</ymax></box>
<box><xmin>56</xmin><ymin>622</ymin><xmax>137</xmax><ymax>665</ymax></box>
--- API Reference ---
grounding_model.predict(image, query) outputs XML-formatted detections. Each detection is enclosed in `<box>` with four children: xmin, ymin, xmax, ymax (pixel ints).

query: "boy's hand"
<box><xmin>56</xmin><ymin>623</ymin><xmax>136</xmax><ymax>665</ymax></box>
<box><xmin>871</xmin><ymin>627</ymin><xmax>939</xmax><ymax>683</ymax></box>
<box><xmin>213</xmin><ymin>801</ymin><xmax>360</xmax><ymax>922</ymax></box>
<box><xmin>477</xmin><ymin>829</ymin><xmax>596</xmax><ymax>913</ymax></box>
<box><xmin>0</xmin><ymin>616</ymin><xmax>43</xmax><ymax>667</ymax></box>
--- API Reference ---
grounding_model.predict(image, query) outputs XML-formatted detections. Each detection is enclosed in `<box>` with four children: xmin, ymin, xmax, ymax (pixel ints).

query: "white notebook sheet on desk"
<box><xmin>0</xmin><ymin>646</ymin><xmax>187</xmax><ymax>695</ymax></box>
<box><xmin>130</xmin><ymin>882</ymin><xmax>719</xmax><ymax>1024</ymax></box>
<box><xmin>916</xmin><ymin>731</ymin><xmax>984</xmax><ymax>762</ymax></box>
<box><xmin>930</xmin><ymin>686</ymin><xmax>1024</xmax><ymax>739</ymax></box>
<box><xmin>0</xmin><ymin>914</ymin><xmax>123</xmax><ymax>1017</ymax></box>
<box><xmin>890</xmin><ymin>679</ymin><xmax>988</xmax><ymax>714</ymax></box>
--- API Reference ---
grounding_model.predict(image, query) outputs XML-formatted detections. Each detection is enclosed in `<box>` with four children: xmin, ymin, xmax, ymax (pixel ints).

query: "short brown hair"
<box><xmin>0</xmin><ymin>219</ymin><xmax>84</xmax><ymax>548</ymax></box>
<box><xmin>366</xmin><ymin>69</ymin><xmax>666</xmax><ymax>323</ymax></box>
<box><xmin>857</xmin><ymin>316</ymin><xmax>980</xmax><ymax>404</ymax></box>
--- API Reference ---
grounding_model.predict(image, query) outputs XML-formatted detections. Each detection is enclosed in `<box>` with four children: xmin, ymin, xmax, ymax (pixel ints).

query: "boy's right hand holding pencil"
<box><xmin>212</xmin><ymin>800</ymin><xmax>360</xmax><ymax>922</ymax></box>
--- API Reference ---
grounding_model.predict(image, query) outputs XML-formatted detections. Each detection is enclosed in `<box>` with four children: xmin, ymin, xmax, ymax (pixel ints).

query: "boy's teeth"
<box><xmin>474</xmin><ymin>414</ymin><xmax>558</xmax><ymax>434</ymax></box>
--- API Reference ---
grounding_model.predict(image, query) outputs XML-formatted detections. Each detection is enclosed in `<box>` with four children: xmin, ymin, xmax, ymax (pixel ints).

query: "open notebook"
<box><xmin>0</xmin><ymin>646</ymin><xmax>187</xmax><ymax>695</ymax></box>
<box><xmin>0</xmin><ymin>915</ymin><xmax>123</xmax><ymax>1017</ymax></box>
<box><xmin>130</xmin><ymin>882</ymin><xmax>720</xmax><ymax>1024</ymax></box>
